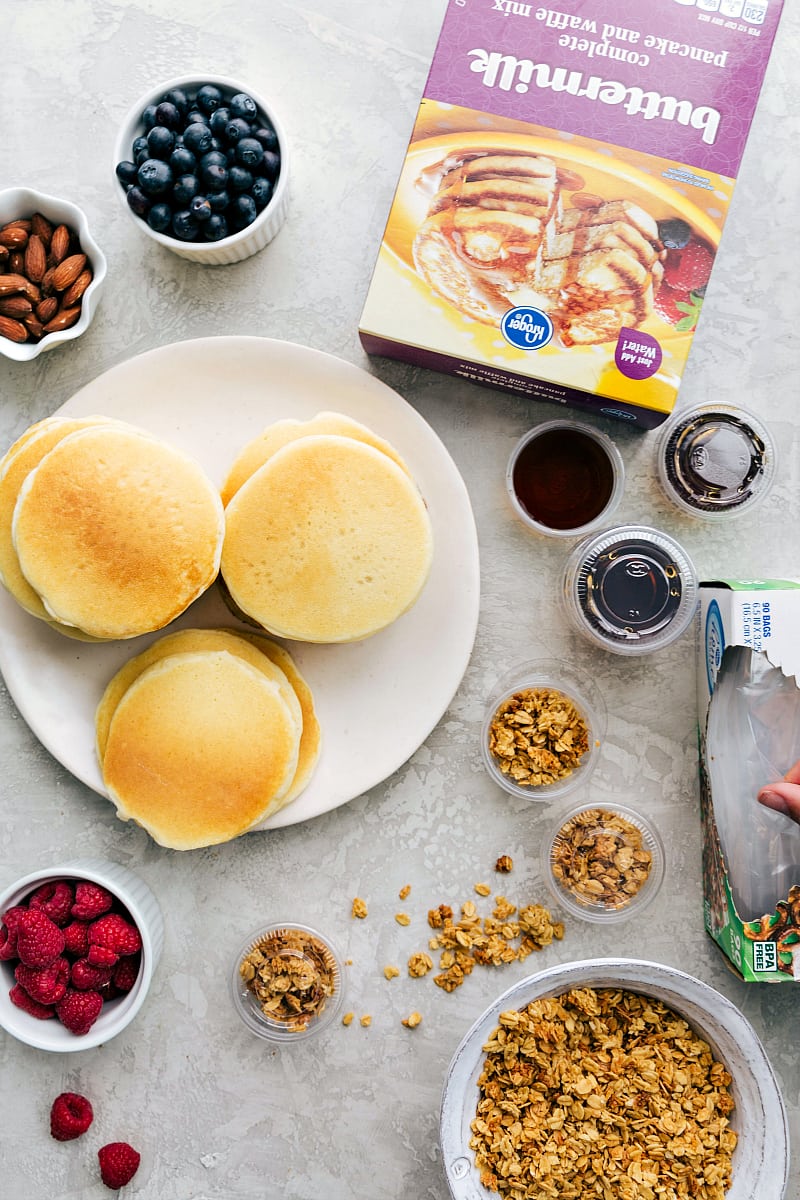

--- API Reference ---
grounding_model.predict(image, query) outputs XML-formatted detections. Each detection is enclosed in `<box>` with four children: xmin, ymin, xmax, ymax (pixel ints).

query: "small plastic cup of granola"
<box><xmin>480</xmin><ymin>660</ymin><xmax>605</xmax><ymax>803</ymax></box>
<box><xmin>542</xmin><ymin>801</ymin><xmax>665</xmax><ymax>923</ymax></box>
<box><xmin>230</xmin><ymin>921</ymin><xmax>345</xmax><ymax>1042</ymax></box>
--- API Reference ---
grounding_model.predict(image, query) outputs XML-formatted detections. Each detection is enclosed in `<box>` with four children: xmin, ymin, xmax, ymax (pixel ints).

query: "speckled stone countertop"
<box><xmin>1</xmin><ymin>2</ymin><xmax>799</xmax><ymax>1198</ymax></box>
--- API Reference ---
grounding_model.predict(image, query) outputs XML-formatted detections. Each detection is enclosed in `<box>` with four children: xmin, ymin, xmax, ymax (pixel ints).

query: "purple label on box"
<box><xmin>424</xmin><ymin>0</ymin><xmax>783</xmax><ymax>176</ymax></box>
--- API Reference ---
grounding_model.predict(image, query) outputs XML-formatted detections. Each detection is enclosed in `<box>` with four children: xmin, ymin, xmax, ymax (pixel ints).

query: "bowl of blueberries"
<box><xmin>114</xmin><ymin>74</ymin><xmax>289</xmax><ymax>264</ymax></box>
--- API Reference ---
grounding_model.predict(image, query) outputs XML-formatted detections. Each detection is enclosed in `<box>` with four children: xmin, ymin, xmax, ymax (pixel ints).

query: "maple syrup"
<box><xmin>508</xmin><ymin>421</ymin><xmax>622</xmax><ymax>535</ymax></box>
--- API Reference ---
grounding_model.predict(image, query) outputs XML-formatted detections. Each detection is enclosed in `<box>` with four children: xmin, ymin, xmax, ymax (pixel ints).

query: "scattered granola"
<box><xmin>551</xmin><ymin>807</ymin><xmax>653</xmax><ymax>910</ymax></box>
<box><xmin>470</xmin><ymin>987</ymin><xmax>737</xmax><ymax>1200</ymax></box>
<box><xmin>407</xmin><ymin>952</ymin><xmax>434</xmax><ymax>978</ymax></box>
<box><xmin>488</xmin><ymin>687</ymin><xmax>589</xmax><ymax>788</ymax></box>
<box><xmin>429</xmin><ymin>899</ymin><xmax>563</xmax><ymax>992</ymax></box>
<box><xmin>402</xmin><ymin>1011</ymin><xmax>422</xmax><ymax>1028</ymax></box>
<box><xmin>360</xmin><ymin>1014</ymin><xmax>372</xmax><ymax>1027</ymax></box>
<box><xmin>351</xmin><ymin>897</ymin><xmax>368</xmax><ymax>919</ymax></box>
<box><xmin>395</xmin><ymin>912</ymin><xmax>411</xmax><ymax>926</ymax></box>
<box><xmin>383</xmin><ymin>964</ymin><xmax>400</xmax><ymax>980</ymax></box>
<box><xmin>342</xmin><ymin>1011</ymin><xmax>354</xmax><ymax>1026</ymax></box>
<box><xmin>398</xmin><ymin>884</ymin><xmax>411</xmax><ymax>900</ymax></box>
<box><xmin>239</xmin><ymin>927</ymin><xmax>339</xmax><ymax>1033</ymax></box>
<box><xmin>427</xmin><ymin>904</ymin><xmax>453</xmax><ymax>929</ymax></box>
<box><xmin>474</xmin><ymin>883</ymin><xmax>492</xmax><ymax>897</ymax></box>
<box><xmin>495</xmin><ymin>855</ymin><xmax>513</xmax><ymax>874</ymax></box>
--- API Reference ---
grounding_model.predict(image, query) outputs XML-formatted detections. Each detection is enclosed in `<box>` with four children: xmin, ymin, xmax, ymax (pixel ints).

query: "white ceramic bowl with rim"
<box><xmin>0</xmin><ymin>187</ymin><xmax>107</xmax><ymax>363</ymax></box>
<box><xmin>440</xmin><ymin>957</ymin><xmax>790</xmax><ymax>1200</ymax></box>
<box><xmin>0</xmin><ymin>858</ymin><xmax>164</xmax><ymax>1052</ymax></box>
<box><xmin>113</xmin><ymin>74</ymin><xmax>290</xmax><ymax>265</ymax></box>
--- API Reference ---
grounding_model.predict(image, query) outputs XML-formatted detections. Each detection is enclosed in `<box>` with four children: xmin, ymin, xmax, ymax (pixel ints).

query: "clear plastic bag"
<box><xmin>706</xmin><ymin>645</ymin><xmax>800</xmax><ymax>919</ymax></box>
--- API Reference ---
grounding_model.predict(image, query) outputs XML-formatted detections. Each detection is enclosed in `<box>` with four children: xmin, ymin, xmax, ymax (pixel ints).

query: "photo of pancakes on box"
<box><xmin>0</xmin><ymin>410</ymin><xmax>433</xmax><ymax>848</ymax></box>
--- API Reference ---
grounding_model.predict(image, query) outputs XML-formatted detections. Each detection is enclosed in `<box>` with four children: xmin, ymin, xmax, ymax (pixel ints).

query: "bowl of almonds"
<box><xmin>0</xmin><ymin>187</ymin><xmax>107</xmax><ymax>362</ymax></box>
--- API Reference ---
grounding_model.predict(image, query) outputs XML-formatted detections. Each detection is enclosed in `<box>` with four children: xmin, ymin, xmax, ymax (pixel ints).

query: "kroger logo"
<box><xmin>501</xmin><ymin>306</ymin><xmax>554</xmax><ymax>350</ymax></box>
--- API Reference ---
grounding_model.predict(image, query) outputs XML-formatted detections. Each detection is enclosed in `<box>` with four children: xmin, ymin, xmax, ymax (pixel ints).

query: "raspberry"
<box><xmin>15</xmin><ymin>956</ymin><xmax>69</xmax><ymax>1005</ymax></box>
<box><xmin>62</xmin><ymin>920</ymin><xmax>90</xmax><ymax>958</ymax></box>
<box><xmin>87</xmin><ymin>944</ymin><xmax>119</xmax><ymax>969</ymax></box>
<box><xmin>112</xmin><ymin>955</ymin><xmax>141</xmax><ymax>993</ymax></box>
<box><xmin>71</xmin><ymin>882</ymin><xmax>114</xmax><ymax>921</ymax></box>
<box><xmin>70</xmin><ymin>958</ymin><xmax>114</xmax><ymax>991</ymax></box>
<box><xmin>9</xmin><ymin>982</ymin><xmax>55</xmax><ymax>1020</ymax></box>
<box><xmin>89</xmin><ymin>914</ymin><xmax>142</xmax><ymax>957</ymax></box>
<box><xmin>50</xmin><ymin>1092</ymin><xmax>94</xmax><ymax>1141</ymax></box>
<box><xmin>15</xmin><ymin>909</ymin><xmax>66</xmax><ymax>968</ymax></box>
<box><xmin>56</xmin><ymin>988</ymin><xmax>104</xmax><ymax>1036</ymax></box>
<box><xmin>0</xmin><ymin>906</ymin><xmax>27</xmax><ymax>960</ymax></box>
<box><xmin>29</xmin><ymin>881</ymin><xmax>75</xmax><ymax>927</ymax></box>
<box><xmin>98</xmin><ymin>1142</ymin><xmax>141</xmax><ymax>1190</ymax></box>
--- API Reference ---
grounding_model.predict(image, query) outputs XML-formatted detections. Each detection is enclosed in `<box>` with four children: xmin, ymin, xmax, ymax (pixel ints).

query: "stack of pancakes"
<box><xmin>97</xmin><ymin>627</ymin><xmax>320</xmax><ymax>849</ymax></box>
<box><xmin>220</xmin><ymin>412</ymin><xmax>434</xmax><ymax>643</ymax></box>
<box><xmin>0</xmin><ymin>416</ymin><xmax>224</xmax><ymax>640</ymax></box>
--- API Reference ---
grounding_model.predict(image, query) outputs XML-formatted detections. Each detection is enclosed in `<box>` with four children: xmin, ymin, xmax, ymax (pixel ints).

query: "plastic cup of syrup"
<box><xmin>656</xmin><ymin>402</ymin><xmax>777</xmax><ymax>520</ymax></box>
<box><xmin>507</xmin><ymin>420</ymin><xmax>624</xmax><ymax>538</ymax></box>
<box><xmin>562</xmin><ymin>525</ymin><xmax>699</xmax><ymax>655</ymax></box>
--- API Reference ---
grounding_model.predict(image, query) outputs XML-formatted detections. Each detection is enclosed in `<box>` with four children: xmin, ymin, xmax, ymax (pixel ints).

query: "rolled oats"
<box><xmin>407</xmin><ymin>952</ymin><xmax>434</xmax><ymax>978</ymax></box>
<box><xmin>402</xmin><ymin>1011</ymin><xmax>422</xmax><ymax>1028</ymax></box>
<box><xmin>551</xmin><ymin>807</ymin><xmax>653</xmax><ymax>910</ymax></box>
<box><xmin>384</xmin><ymin>964</ymin><xmax>400</xmax><ymax>980</ymax></box>
<box><xmin>495</xmin><ymin>855</ymin><xmax>514</xmax><ymax>874</ymax></box>
<box><xmin>488</xmin><ymin>687</ymin><xmax>590</xmax><ymax>788</ymax></box>
<box><xmin>399</xmin><ymin>884</ymin><xmax>411</xmax><ymax>900</ymax></box>
<box><xmin>475</xmin><ymin>883</ymin><xmax>492</xmax><ymax>897</ymax></box>
<box><xmin>395</xmin><ymin>912</ymin><xmax>411</xmax><ymax>926</ymax></box>
<box><xmin>351</xmin><ymin>897</ymin><xmax>368</xmax><ymax>919</ymax></box>
<box><xmin>342</xmin><ymin>1011</ymin><xmax>354</xmax><ymax>1026</ymax></box>
<box><xmin>360</xmin><ymin>1014</ymin><xmax>372</xmax><ymax>1027</ymax></box>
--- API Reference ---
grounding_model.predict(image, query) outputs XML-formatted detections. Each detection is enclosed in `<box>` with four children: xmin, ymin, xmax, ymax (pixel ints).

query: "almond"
<box><xmin>0</xmin><ymin>296</ymin><xmax>33</xmax><ymax>318</ymax></box>
<box><xmin>0</xmin><ymin>314</ymin><xmax>28</xmax><ymax>343</ymax></box>
<box><xmin>2</xmin><ymin>218</ymin><xmax>32</xmax><ymax>233</ymax></box>
<box><xmin>0</xmin><ymin>226</ymin><xmax>29</xmax><ymax>250</ymax></box>
<box><xmin>23</xmin><ymin>315</ymin><xmax>44</xmax><ymax>340</ymax></box>
<box><xmin>49</xmin><ymin>224</ymin><xmax>71</xmax><ymax>265</ymax></box>
<box><xmin>0</xmin><ymin>274</ymin><xmax>29</xmax><ymax>296</ymax></box>
<box><xmin>24</xmin><ymin>234</ymin><xmax>47</xmax><ymax>283</ymax></box>
<box><xmin>36</xmin><ymin>296</ymin><xmax>58</xmax><ymax>323</ymax></box>
<box><xmin>9</xmin><ymin>251</ymin><xmax>24</xmax><ymax>274</ymax></box>
<box><xmin>43</xmin><ymin>306</ymin><xmax>81</xmax><ymax>333</ymax></box>
<box><xmin>62</xmin><ymin>268</ymin><xmax>93</xmax><ymax>307</ymax></box>
<box><xmin>0</xmin><ymin>246</ymin><xmax>8</xmax><ymax>268</ymax></box>
<box><xmin>41</xmin><ymin>266</ymin><xmax>57</xmax><ymax>296</ymax></box>
<box><xmin>30</xmin><ymin>213</ymin><xmax>53</xmax><ymax>247</ymax></box>
<box><xmin>52</xmin><ymin>253</ymin><xmax>86</xmax><ymax>292</ymax></box>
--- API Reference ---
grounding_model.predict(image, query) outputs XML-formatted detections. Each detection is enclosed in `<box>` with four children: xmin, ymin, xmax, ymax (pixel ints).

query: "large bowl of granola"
<box><xmin>440</xmin><ymin>958</ymin><xmax>789</xmax><ymax>1200</ymax></box>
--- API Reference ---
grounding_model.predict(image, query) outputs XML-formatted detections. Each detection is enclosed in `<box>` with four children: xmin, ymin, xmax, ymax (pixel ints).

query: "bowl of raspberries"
<box><xmin>0</xmin><ymin>858</ymin><xmax>163</xmax><ymax>1050</ymax></box>
<box><xmin>113</xmin><ymin>74</ymin><xmax>289</xmax><ymax>264</ymax></box>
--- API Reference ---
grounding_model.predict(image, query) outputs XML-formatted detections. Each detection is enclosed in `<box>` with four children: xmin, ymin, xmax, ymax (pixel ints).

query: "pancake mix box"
<box><xmin>359</xmin><ymin>0</ymin><xmax>784</xmax><ymax>428</ymax></box>
<box><xmin>698</xmin><ymin>581</ymin><xmax>800</xmax><ymax>983</ymax></box>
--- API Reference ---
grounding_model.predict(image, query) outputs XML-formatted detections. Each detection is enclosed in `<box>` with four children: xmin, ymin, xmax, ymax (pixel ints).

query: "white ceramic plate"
<box><xmin>440</xmin><ymin>958</ymin><xmax>789</xmax><ymax>1200</ymax></box>
<box><xmin>0</xmin><ymin>337</ymin><xmax>480</xmax><ymax>830</ymax></box>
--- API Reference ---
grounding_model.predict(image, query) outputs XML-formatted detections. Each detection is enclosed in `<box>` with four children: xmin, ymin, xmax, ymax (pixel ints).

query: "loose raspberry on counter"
<box><xmin>55</xmin><ymin>988</ymin><xmax>104</xmax><ymax>1036</ymax></box>
<box><xmin>15</xmin><ymin>909</ymin><xmax>66</xmax><ymax>968</ymax></box>
<box><xmin>9</xmin><ymin>982</ymin><xmax>54</xmax><ymax>1019</ymax></box>
<box><xmin>71</xmin><ymin>882</ymin><xmax>114</xmax><ymax>921</ymax></box>
<box><xmin>89</xmin><ymin>914</ymin><xmax>142</xmax><ymax>957</ymax></box>
<box><xmin>29</xmin><ymin>881</ymin><xmax>75</xmax><ymax>927</ymax></box>
<box><xmin>14</xmin><ymin>956</ymin><xmax>69</xmax><ymax>1006</ymax></box>
<box><xmin>98</xmin><ymin>1141</ymin><xmax>141</xmax><ymax>1190</ymax></box>
<box><xmin>50</xmin><ymin>1091</ymin><xmax>94</xmax><ymax>1141</ymax></box>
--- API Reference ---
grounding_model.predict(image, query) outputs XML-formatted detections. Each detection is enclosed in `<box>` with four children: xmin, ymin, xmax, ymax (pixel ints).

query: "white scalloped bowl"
<box><xmin>0</xmin><ymin>187</ymin><xmax>107</xmax><ymax>362</ymax></box>
<box><xmin>440</xmin><ymin>958</ymin><xmax>789</xmax><ymax>1200</ymax></box>
<box><xmin>0</xmin><ymin>858</ymin><xmax>163</xmax><ymax>1052</ymax></box>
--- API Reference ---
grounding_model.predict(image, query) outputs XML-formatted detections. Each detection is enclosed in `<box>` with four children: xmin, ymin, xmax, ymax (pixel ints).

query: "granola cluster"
<box><xmin>471</xmin><ymin>987</ymin><xmax>737</xmax><ymax>1200</ymax></box>
<box><xmin>551</xmin><ymin>807</ymin><xmax>653</xmax><ymax>910</ymax></box>
<box><xmin>239</xmin><ymin>927</ymin><xmax>339</xmax><ymax>1032</ymax></box>
<box><xmin>488</xmin><ymin>688</ymin><xmax>590</xmax><ymax>788</ymax></box>
<box><xmin>428</xmin><ymin>898</ymin><xmax>563</xmax><ymax>993</ymax></box>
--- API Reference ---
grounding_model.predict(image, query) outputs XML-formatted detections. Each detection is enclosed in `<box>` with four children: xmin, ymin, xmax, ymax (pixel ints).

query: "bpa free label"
<box><xmin>501</xmin><ymin>306</ymin><xmax>554</xmax><ymax>350</ymax></box>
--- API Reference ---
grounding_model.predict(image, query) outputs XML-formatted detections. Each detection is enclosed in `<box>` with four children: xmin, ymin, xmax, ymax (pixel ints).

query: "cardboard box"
<box><xmin>360</xmin><ymin>0</ymin><xmax>784</xmax><ymax>428</ymax></box>
<box><xmin>698</xmin><ymin>580</ymin><xmax>800</xmax><ymax>982</ymax></box>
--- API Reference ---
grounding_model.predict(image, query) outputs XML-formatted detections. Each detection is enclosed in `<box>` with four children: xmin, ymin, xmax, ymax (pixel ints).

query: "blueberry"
<box><xmin>251</xmin><ymin>176</ymin><xmax>274</xmax><ymax>211</ymax></box>
<box><xmin>115</xmin><ymin>159</ymin><xmax>139</xmax><ymax>187</ymax></box>
<box><xmin>172</xmin><ymin>209</ymin><xmax>200</xmax><ymax>241</ymax></box>
<box><xmin>147</xmin><ymin>202</ymin><xmax>173</xmax><ymax>233</ymax></box>
<box><xmin>170</xmin><ymin>145</ymin><xmax>197</xmax><ymax>174</ymax></box>
<box><xmin>142</xmin><ymin>103</ymin><xmax>159</xmax><ymax>130</ymax></box>
<box><xmin>196</xmin><ymin>84</ymin><xmax>224</xmax><ymax>114</ymax></box>
<box><xmin>146</xmin><ymin>125</ymin><xmax>176</xmax><ymax>158</ymax></box>
<box><xmin>163</xmin><ymin>87</ymin><xmax>190</xmax><ymax>115</ymax></box>
<box><xmin>137</xmin><ymin>157</ymin><xmax>173</xmax><ymax>196</ymax></box>
<box><xmin>207</xmin><ymin>189</ymin><xmax>230</xmax><ymax>212</ymax></box>
<box><xmin>658</xmin><ymin>218</ymin><xmax>692</xmax><ymax>250</ymax></box>
<box><xmin>229</xmin><ymin>92</ymin><xmax>258</xmax><ymax>121</ymax></box>
<box><xmin>225</xmin><ymin>117</ymin><xmax>252</xmax><ymax>144</ymax></box>
<box><xmin>235</xmin><ymin>137</ymin><xmax>263</xmax><ymax>168</ymax></box>
<box><xmin>155</xmin><ymin>100</ymin><xmax>182</xmax><ymax>130</ymax></box>
<box><xmin>185</xmin><ymin>108</ymin><xmax>209</xmax><ymax>127</ymax></box>
<box><xmin>205</xmin><ymin>213</ymin><xmax>229</xmax><ymax>241</ymax></box>
<box><xmin>183</xmin><ymin>122</ymin><xmax>213</xmax><ymax>155</ymax></box>
<box><xmin>190</xmin><ymin>195</ymin><xmax>213</xmax><ymax>222</ymax></box>
<box><xmin>228</xmin><ymin>165</ymin><xmax>253</xmax><ymax>193</ymax></box>
<box><xmin>126</xmin><ymin>185</ymin><xmax>151</xmax><ymax>217</ymax></box>
<box><xmin>208</xmin><ymin>136</ymin><xmax>224</xmax><ymax>154</ymax></box>
<box><xmin>228</xmin><ymin>193</ymin><xmax>257</xmax><ymax>229</ymax></box>
<box><xmin>173</xmin><ymin>173</ymin><xmax>201</xmax><ymax>205</ymax></box>
<box><xmin>200</xmin><ymin>149</ymin><xmax>227</xmax><ymax>171</ymax></box>
<box><xmin>209</xmin><ymin>107</ymin><xmax>231</xmax><ymax>138</ymax></box>
<box><xmin>201</xmin><ymin>161</ymin><xmax>229</xmax><ymax>192</ymax></box>
<box><xmin>259</xmin><ymin>150</ymin><xmax>280</xmax><ymax>182</ymax></box>
<box><xmin>132</xmin><ymin>135</ymin><xmax>148</xmax><ymax>158</ymax></box>
<box><xmin>252</xmin><ymin>125</ymin><xmax>279</xmax><ymax>153</ymax></box>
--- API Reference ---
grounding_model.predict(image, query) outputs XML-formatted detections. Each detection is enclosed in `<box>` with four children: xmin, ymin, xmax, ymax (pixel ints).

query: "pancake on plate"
<box><xmin>11</xmin><ymin>422</ymin><xmax>225</xmax><ymax>640</ymax></box>
<box><xmin>100</xmin><ymin>648</ymin><xmax>303</xmax><ymax>850</ymax></box>
<box><xmin>221</xmin><ymin>431</ymin><xmax>433</xmax><ymax>643</ymax></box>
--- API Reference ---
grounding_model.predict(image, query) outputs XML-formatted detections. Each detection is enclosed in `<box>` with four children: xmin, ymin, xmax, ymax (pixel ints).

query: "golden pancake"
<box><xmin>220</xmin><ymin>411</ymin><xmax>412</xmax><ymax>506</ymax></box>
<box><xmin>221</xmin><ymin>434</ymin><xmax>433</xmax><ymax>643</ymax></box>
<box><xmin>12</xmin><ymin>423</ymin><xmax>225</xmax><ymax>640</ymax></box>
<box><xmin>102</xmin><ymin>650</ymin><xmax>302</xmax><ymax>850</ymax></box>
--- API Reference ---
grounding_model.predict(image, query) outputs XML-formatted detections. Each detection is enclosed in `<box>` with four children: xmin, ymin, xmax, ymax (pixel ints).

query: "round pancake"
<box><xmin>220</xmin><ymin>412</ymin><xmax>412</xmax><ymax>506</ymax></box>
<box><xmin>0</xmin><ymin>415</ymin><xmax>125</xmax><ymax>625</ymax></box>
<box><xmin>12</xmin><ymin>424</ymin><xmax>225</xmax><ymax>640</ymax></box>
<box><xmin>102</xmin><ymin>650</ymin><xmax>302</xmax><ymax>850</ymax></box>
<box><xmin>221</xmin><ymin>434</ymin><xmax>433</xmax><ymax>643</ymax></box>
